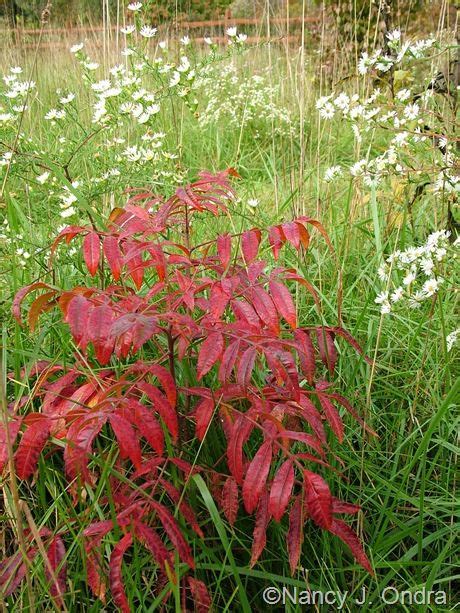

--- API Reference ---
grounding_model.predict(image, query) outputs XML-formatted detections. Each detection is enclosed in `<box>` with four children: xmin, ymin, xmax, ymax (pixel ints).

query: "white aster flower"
<box><xmin>92</xmin><ymin>79</ymin><xmax>111</xmax><ymax>92</ymax></box>
<box><xmin>386</xmin><ymin>29</ymin><xmax>401</xmax><ymax>43</ymax></box>
<box><xmin>10</xmin><ymin>66</ymin><xmax>23</xmax><ymax>74</ymax></box>
<box><xmin>180</xmin><ymin>36</ymin><xmax>190</xmax><ymax>46</ymax></box>
<box><xmin>403</xmin><ymin>270</ymin><xmax>416</xmax><ymax>285</ymax></box>
<box><xmin>324</xmin><ymin>165</ymin><xmax>342</xmax><ymax>182</ymax></box>
<box><xmin>127</xmin><ymin>2</ymin><xmax>142</xmax><ymax>10</ymax></box>
<box><xmin>404</xmin><ymin>103</ymin><xmax>419</xmax><ymax>121</ymax></box>
<box><xmin>70</xmin><ymin>42</ymin><xmax>84</xmax><ymax>53</ymax></box>
<box><xmin>84</xmin><ymin>61</ymin><xmax>99</xmax><ymax>70</ymax></box>
<box><xmin>319</xmin><ymin>102</ymin><xmax>335</xmax><ymax>119</ymax></box>
<box><xmin>375</xmin><ymin>291</ymin><xmax>389</xmax><ymax>304</ymax></box>
<box><xmin>146</xmin><ymin>103</ymin><xmax>160</xmax><ymax>115</ymax></box>
<box><xmin>236</xmin><ymin>33</ymin><xmax>247</xmax><ymax>43</ymax></box>
<box><xmin>396</xmin><ymin>88</ymin><xmax>411</xmax><ymax>101</ymax></box>
<box><xmin>390</xmin><ymin>286</ymin><xmax>404</xmax><ymax>302</ymax></box>
<box><xmin>226</xmin><ymin>27</ymin><xmax>237</xmax><ymax>37</ymax></box>
<box><xmin>36</xmin><ymin>171</ymin><xmax>50</xmax><ymax>184</ymax></box>
<box><xmin>422</xmin><ymin>278</ymin><xmax>439</xmax><ymax>296</ymax></box>
<box><xmin>446</xmin><ymin>329</ymin><xmax>459</xmax><ymax>352</ymax></box>
<box><xmin>357</xmin><ymin>52</ymin><xmax>370</xmax><ymax>75</ymax></box>
<box><xmin>377</xmin><ymin>264</ymin><xmax>388</xmax><ymax>281</ymax></box>
<box><xmin>204</xmin><ymin>37</ymin><xmax>212</xmax><ymax>45</ymax></box>
<box><xmin>120</xmin><ymin>101</ymin><xmax>135</xmax><ymax>114</ymax></box>
<box><xmin>120</xmin><ymin>25</ymin><xmax>136</xmax><ymax>34</ymax></box>
<box><xmin>247</xmin><ymin>198</ymin><xmax>259</xmax><ymax>208</ymax></box>
<box><xmin>169</xmin><ymin>71</ymin><xmax>180</xmax><ymax>87</ymax></box>
<box><xmin>140</xmin><ymin>25</ymin><xmax>157</xmax><ymax>38</ymax></box>
<box><xmin>315</xmin><ymin>95</ymin><xmax>331</xmax><ymax>110</ymax></box>
<box><xmin>59</xmin><ymin>93</ymin><xmax>75</xmax><ymax>104</ymax></box>
<box><xmin>60</xmin><ymin>206</ymin><xmax>76</xmax><ymax>218</ymax></box>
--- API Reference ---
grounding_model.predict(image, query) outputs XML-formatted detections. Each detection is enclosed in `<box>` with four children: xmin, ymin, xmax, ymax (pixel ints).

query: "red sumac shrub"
<box><xmin>2</xmin><ymin>169</ymin><xmax>374</xmax><ymax>610</ymax></box>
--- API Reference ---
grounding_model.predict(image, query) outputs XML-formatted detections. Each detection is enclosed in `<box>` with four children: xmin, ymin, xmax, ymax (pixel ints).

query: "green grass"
<box><xmin>1</xmin><ymin>21</ymin><xmax>459</xmax><ymax>613</ymax></box>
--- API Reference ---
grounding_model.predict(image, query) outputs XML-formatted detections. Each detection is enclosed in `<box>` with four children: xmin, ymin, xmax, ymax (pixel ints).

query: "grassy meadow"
<box><xmin>0</xmin><ymin>5</ymin><xmax>458</xmax><ymax>612</ymax></box>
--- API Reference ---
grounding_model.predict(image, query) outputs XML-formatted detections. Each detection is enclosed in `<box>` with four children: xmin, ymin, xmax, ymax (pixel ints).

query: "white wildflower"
<box><xmin>390</xmin><ymin>286</ymin><xmax>404</xmax><ymax>302</ymax></box>
<box><xmin>404</xmin><ymin>103</ymin><xmax>419</xmax><ymax>121</ymax></box>
<box><xmin>422</xmin><ymin>278</ymin><xmax>439</xmax><ymax>296</ymax></box>
<box><xmin>324</xmin><ymin>165</ymin><xmax>342</xmax><ymax>182</ymax></box>
<box><xmin>36</xmin><ymin>171</ymin><xmax>50</xmax><ymax>184</ymax></box>
<box><xmin>375</xmin><ymin>291</ymin><xmax>389</xmax><ymax>304</ymax></box>
<box><xmin>319</xmin><ymin>102</ymin><xmax>335</xmax><ymax>119</ymax></box>
<box><xmin>446</xmin><ymin>329</ymin><xmax>459</xmax><ymax>352</ymax></box>
<box><xmin>127</xmin><ymin>2</ymin><xmax>142</xmax><ymax>10</ymax></box>
<box><xmin>59</xmin><ymin>93</ymin><xmax>75</xmax><ymax>104</ymax></box>
<box><xmin>70</xmin><ymin>43</ymin><xmax>84</xmax><ymax>53</ymax></box>
<box><xmin>120</xmin><ymin>25</ymin><xmax>136</xmax><ymax>34</ymax></box>
<box><xmin>403</xmin><ymin>270</ymin><xmax>416</xmax><ymax>285</ymax></box>
<box><xmin>396</xmin><ymin>88</ymin><xmax>411</xmax><ymax>101</ymax></box>
<box><xmin>140</xmin><ymin>25</ymin><xmax>157</xmax><ymax>38</ymax></box>
<box><xmin>226</xmin><ymin>27</ymin><xmax>237</xmax><ymax>37</ymax></box>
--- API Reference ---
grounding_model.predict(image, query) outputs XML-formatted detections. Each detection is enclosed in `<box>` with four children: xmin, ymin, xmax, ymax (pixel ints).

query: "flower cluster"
<box><xmin>197</xmin><ymin>63</ymin><xmax>296</xmax><ymax>137</ymax></box>
<box><xmin>319</xmin><ymin>31</ymin><xmax>458</xmax><ymax>192</ymax></box>
<box><xmin>375</xmin><ymin>230</ymin><xmax>458</xmax><ymax>314</ymax></box>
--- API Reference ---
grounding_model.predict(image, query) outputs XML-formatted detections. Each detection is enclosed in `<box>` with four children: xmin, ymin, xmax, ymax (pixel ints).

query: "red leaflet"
<box><xmin>227</xmin><ymin>415</ymin><xmax>254</xmax><ymax>485</ymax></box>
<box><xmin>221</xmin><ymin>476</ymin><xmax>239</xmax><ymax>526</ymax></box>
<box><xmin>194</xmin><ymin>397</ymin><xmax>215</xmax><ymax>440</ymax></box>
<box><xmin>269</xmin><ymin>279</ymin><xmax>297</xmax><ymax>329</ymax></box>
<box><xmin>109</xmin><ymin>533</ymin><xmax>133</xmax><ymax>613</ymax></box>
<box><xmin>0</xmin><ymin>418</ymin><xmax>22</xmax><ymax>471</ymax></box>
<box><xmin>218</xmin><ymin>340</ymin><xmax>240</xmax><ymax>382</ymax></box>
<box><xmin>103</xmin><ymin>235</ymin><xmax>122</xmax><ymax>280</ymax></box>
<box><xmin>268</xmin><ymin>225</ymin><xmax>284</xmax><ymax>259</ymax></box>
<box><xmin>329</xmin><ymin>519</ymin><xmax>374</xmax><ymax>574</ymax></box>
<box><xmin>217</xmin><ymin>233</ymin><xmax>232</xmax><ymax>269</ymax></box>
<box><xmin>66</xmin><ymin>295</ymin><xmax>91</xmax><ymax>350</ymax></box>
<box><xmin>160</xmin><ymin>478</ymin><xmax>204</xmax><ymax>537</ymax></box>
<box><xmin>281</xmin><ymin>221</ymin><xmax>301</xmax><ymax>250</ymax></box>
<box><xmin>317</xmin><ymin>392</ymin><xmax>344</xmax><ymax>442</ymax></box>
<box><xmin>64</xmin><ymin>415</ymin><xmax>107</xmax><ymax>481</ymax></box>
<box><xmin>250</xmin><ymin>288</ymin><xmax>279</xmax><ymax>334</ymax></box>
<box><xmin>134</xmin><ymin>522</ymin><xmax>172</xmax><ymax>572</ymax></box>
<box><xmin>187</xmin><ymin>577</ymin><xmax>212</xmax><ymax>613</ymax></box>
<box><xmin>250</xmin><ymin>491</ymin><xmax>270</xmax><ymax>567</ymax></box>
<box><xmin>151</xmin><ymin>501</ymin><xmax>194</xmax><ymax>568</ymax></box>
<box><xmin>128</xmin><ymin>401</ymin><xmax>164</xmax><ymax>455</ymax></box>
<box><xmin>294</xmin><ymin>329</ymin><xmax>316</xmax><ymax>385</ymax></box>
<box><xmin>197</xmin><ymin>331</ymin><xmax>224</xmax><ymax>379</ymax></box>
<box><xmin>83</xmin><ymin>231</ymin><xmax>100</xmax><ymax>277</ymax></box>
<box><xmin>45</xmin><ymin>536</ymin><xmax>67</xmax><ymax>605</ymax></box>
<box><xmin>237</xmin><ymin>346</ymin><xmax>257</xmax><ymax>386</ymax></box>
<box><xmin>241</xmin><ymin>229</ymin><xmax>261</xmax><ymax>264</ymax></box>
<box><xmin>242</xmin><ymin>440</ymin><xmax>273</xmax><ymax>513</ymax></box>
<box><xmin>15</xmin><ymin>415</ymin><xmax>51</xmax><ymax>479</ymax></box>
<box><xmin>287</xmin><ymin>495</ymin><xmax>303</xmax><ymax>575</ymax></box>
<box><xmin>316</xmin><ymin>329</ymin><xmax>338</xmax><ymax>375</ymax></box>
<box><xmin>269</xmin><ymin>460</ymin><xmax>295</xmax><ymax>522</ymax></box>
<box><xmin>332</xmin><ymin>498</ymin><xmax>361</xmax><ymax>515</ymax></box>
<box><xmin>137</xmin><ymin>382</ymin><xmax>178</xmax><ymax>440</ymax></box>
<box><xmin>109</xmin><ymin>414</ymin><xmax>142</xmax><ymax>469</ymax></box>
<box><xmin>304</xmin><ymin>470</ymin><xmax>332</xmax><ymax>529</ymax></box>
<box><xmin>12</xmin><ymin>282</ymin><xmax>53</xmax><ymax>325</ymax></box>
